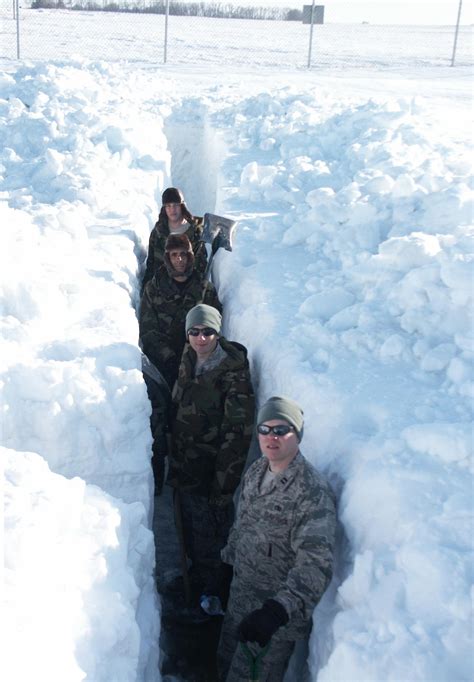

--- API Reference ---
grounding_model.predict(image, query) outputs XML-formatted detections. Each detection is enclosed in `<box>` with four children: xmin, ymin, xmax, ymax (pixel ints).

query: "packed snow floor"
<box><xmin>2</xmin><ymin>58</ymin><xmax>473</xmax><ymax>682</ymax></box>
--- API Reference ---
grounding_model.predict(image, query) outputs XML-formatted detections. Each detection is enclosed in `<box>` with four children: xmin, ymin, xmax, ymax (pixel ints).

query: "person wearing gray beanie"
<box><xmin>216</xmin><ymin>394</ymin><xmax>336</xmax><ymax>682</ymax></box>
<box><xmin>185</xmin><ymin>303</ymin><xmax>222</xmax><ymax>336</ymax></box>
<box><xmin>166</xmin><ymin>303</ymin><xmax>255</xmax><ymax>603</ymax></box>
<box><xmin>257</xmin><ymin>395</ymin><xmax>304</xmax><ymax>442</ymax></box>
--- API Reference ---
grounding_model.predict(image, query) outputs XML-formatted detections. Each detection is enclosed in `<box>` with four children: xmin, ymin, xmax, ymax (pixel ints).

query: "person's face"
<box><xmin>169</xmin><ymin>249</ymin><xmax>189</xmax><ymax>274</ymax></box>
<box><xmin>188</xmin><ymin>324</ymin><xmax>218</xmax><ymax>358</ymax></box>
<box><xmin>164</xmin><ymin>202</ymin><xmax>183</xmax><ymax>224</ymax></box>
<box><xmin>258</xmin><ymin>419</ymin><xmax>299</xmax><ymax>471</ymax></box>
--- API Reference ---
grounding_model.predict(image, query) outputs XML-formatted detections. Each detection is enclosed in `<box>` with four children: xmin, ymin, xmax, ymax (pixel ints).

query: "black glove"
<box><xmin>238</xmin><ymin>599</ymin><xmax>289</xmax><ymax>647</ymax></box>
<box><xmin>211</xmin><ymin>234</ymin><xmax>223</xmax><ymax>255</ymax></box>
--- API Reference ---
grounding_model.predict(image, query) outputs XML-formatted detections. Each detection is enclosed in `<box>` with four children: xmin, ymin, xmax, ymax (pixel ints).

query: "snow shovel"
<box><xmin>240</xmin><ymin>642</ymin><xmax>270</xmax><ymax>682</ymax></box>
<box><xmin>202</xmin><ymin>212</ymin><xmax>237</xmax><ymax>281</ymax></box>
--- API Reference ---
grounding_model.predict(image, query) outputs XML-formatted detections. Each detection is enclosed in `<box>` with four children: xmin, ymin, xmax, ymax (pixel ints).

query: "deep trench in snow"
<box><xmin>141</xmin><ymin>110</ymin><xmax>314</xmax><ymax>682</ymax></box>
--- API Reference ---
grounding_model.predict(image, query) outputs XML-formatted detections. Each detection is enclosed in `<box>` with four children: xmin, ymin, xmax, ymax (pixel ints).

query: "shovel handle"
<box><xmin>240</xmin><ymin>642</ymin><xmax>270</xmax><ymax>682</ymax></box>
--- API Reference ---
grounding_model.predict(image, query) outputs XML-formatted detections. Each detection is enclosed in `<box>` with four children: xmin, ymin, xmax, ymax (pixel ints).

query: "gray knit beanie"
<box><xmin>257</xmin><ymin>396</ymin><xmax>304</xmax><ymax>442</ymax></box>
<box><xmin>185</xmin><ymin>304</ymin><xmax>222</xmax><ymax>335</ymax></box>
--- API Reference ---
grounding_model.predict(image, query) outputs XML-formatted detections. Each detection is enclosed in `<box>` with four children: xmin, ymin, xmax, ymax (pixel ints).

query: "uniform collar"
<box><xmin>255</xmin><ymin>451</ymin><xmax>303</xmax><ymax>492</ymax></box>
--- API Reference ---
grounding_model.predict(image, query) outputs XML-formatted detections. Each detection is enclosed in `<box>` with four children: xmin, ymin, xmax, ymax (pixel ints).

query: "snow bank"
<box><xmin>211</xmin><ymin>87</ymin><xmax>473</xmax><ymax>681</ymax></box>
<box><xmin>1</xmin><ymin>57</ymin><xmax>472</xmax><ymax>682</ymax></box>
<box><xmin>4</xmin><ymin>447</ymin><xmax>159</xmax><ymax>682</ymax></box>
<box><xmin>1</xmin><ymin>61</ymin><xmax>166</xmax><ymax>681</ymax></box>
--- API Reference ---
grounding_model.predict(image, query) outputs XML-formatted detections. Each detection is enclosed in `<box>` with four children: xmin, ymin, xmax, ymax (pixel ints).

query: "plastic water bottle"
<box><xmin>200</xmin><ymin>595</ymin><xmax>225</xmax><ymax>616</ymax></box>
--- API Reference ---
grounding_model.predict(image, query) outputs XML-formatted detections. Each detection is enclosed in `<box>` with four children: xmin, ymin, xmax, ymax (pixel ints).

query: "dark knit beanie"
<box><xmin>162</xmin><ymin>187</ymin><xmax>184</xmax><ymax>205</ymax></box>
<box><xmin>257</xmin><ymin>396</ymin><xmax>304</xmax><ymax>442</ymax></box>
<box><xmin>186</xmin><ymin>304</ymin><xmax>222</xmax><ymax>335</ymax></box>
<box><xmin>165</xmin><ymin>233</ymin><xmax>193</xmax><ymax>254</ymax></box>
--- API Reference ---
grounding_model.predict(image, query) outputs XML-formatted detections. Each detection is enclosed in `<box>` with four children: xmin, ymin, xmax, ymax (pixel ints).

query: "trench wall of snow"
<box><xmin>207</xmin><ymin>90</ymin><xmax>473</xmax><ymax>682</ymax></box>
<box><xmin>164</xmin><ymin>107</ymin><xmax>228</xmax><ymax>216</ymax></box>
<box><xmin>1</xmin><ymin>62</ymin><xmax>165</xmax><ymax>682</ymax></box>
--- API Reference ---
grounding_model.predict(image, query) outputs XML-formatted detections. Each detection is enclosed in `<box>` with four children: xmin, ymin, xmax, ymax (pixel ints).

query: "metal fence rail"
<box><xmin>0</xmin><ymin>3</ymin><xmax>472</xmax><ymax>69</ymax></box>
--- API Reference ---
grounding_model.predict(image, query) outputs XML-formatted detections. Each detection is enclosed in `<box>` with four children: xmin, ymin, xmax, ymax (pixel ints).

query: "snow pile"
<box><xmin>4</xmin><ymin>447</ymin><xmax>159</xmax><ymax>682</ymax></box>
<box><xmin>1</xmin><ymin>56</ymin><xmax>472</xmax><ymax>682</ymax></box>
<box><xmin>1</xmin><ymin>62</ymin><xmax>165</xmax><ymax>681</ymax></box>
<box><xmin>211</xmin><ymin>88</ymin><xmax>473</xmax><ymax>680</ymax></box>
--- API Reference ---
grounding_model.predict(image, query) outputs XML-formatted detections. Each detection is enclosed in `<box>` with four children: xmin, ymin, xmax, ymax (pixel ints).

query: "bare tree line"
<box><xmin>30</xmin><ymin>0</ymin><xmax>303</xmax><ymax>21</ymax></box>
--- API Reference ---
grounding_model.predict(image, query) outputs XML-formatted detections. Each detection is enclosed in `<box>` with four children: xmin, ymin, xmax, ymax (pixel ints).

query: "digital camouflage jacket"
<box><xmin>167</xmin><ymin>337</ymin><xmax>255</xmax><ymax>500</ymax></box>
<box><xmin>142</xmin><ymin>216</ymin><xmax>207</xmax><ymax>291</ymax></box>
<box><xmin>221</xmin><ymin>452</ymin><xmax>336</xmax><ymax>640</ymax></box>
<box><xmin>139</xmin><ymin>267</ymin><xmax>222</xmax><ymax>390</ymax></box>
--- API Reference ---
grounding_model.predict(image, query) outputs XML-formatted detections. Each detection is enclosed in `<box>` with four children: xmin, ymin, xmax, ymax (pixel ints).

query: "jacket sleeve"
<box><xmin>142</xmin><ymin>227</ymin><xmax>157</xmax><ymax>292</ymax></box>
<box><xmin>203</xmin><ymin>282</ymin><xmax>223</xmax><ymax>313</ymax></box>
<box><xmin>272</xmin><ymin>487</ymin><xmax>336</xmax><ymax>623</ymax></box>
<box><xmin>211</xmin><ymin>370</ymin><xmax>255</xmax><ymax>498</ymax></box>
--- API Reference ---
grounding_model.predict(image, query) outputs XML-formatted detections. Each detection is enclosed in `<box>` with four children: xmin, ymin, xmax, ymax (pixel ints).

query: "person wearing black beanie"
<box><xmin>139</xmin><ymin>234</ymin><xmax>221</xmax><ymax>496</ymax></box>
<box><xmin>141</xmin><ymin>186</ymin><xmax>208</xmax><ymax>294</ymax></box>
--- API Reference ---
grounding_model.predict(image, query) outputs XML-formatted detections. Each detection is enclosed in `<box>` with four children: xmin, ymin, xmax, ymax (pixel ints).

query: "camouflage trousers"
<box><xmin>177</xmin><ymin>491</ymin><xmax>234</xmax><ymax>591</ymax></box>
<box><xmin>217</xmin><ymin>611</ymin><xmax>295</xmax><ymax>682</ymax></box>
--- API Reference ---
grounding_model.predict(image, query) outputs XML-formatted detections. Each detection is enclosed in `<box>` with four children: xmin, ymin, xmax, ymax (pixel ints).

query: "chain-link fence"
<box><xmin>1</xmin><ymin>2</ymin><xmax>472</xmax><ymax>69</ymax></box>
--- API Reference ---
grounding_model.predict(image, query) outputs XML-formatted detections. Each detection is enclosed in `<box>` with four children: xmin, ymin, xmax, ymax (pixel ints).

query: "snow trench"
<box><xmin>155</xmin><ymin>106</ymin><xmax>337</xmax><ymax>681</ymax></box>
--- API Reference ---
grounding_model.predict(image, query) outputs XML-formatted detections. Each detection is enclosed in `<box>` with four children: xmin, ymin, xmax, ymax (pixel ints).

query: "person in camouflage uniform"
<box><xmin>167</xmin><ymin>303</ymin><xmax>255</xmax><ymax>594</ymax></box>
<box><xmin>139</xmin><ymin>233</ymin><xmax>222</xmax><ymax>390</ymax></box>
<box><xmin>139</xmin><ymin>234</ymin><xmax>221</xmax><ymax>495</ymax></box>
<box><xmin>216</xmin><ymin>396</ymin><xmax>337</xmax><ymax>682</ymax></box>
<box><xmin>141</xmin><ymin>187</ymin><xmax>207</xmax><ymax>294</ymax></box>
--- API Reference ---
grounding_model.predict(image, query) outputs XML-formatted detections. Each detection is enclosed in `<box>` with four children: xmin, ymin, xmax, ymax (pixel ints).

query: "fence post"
<box><xmin>307</xmin><ymin>0</ymin><xmax>315</xmax><ymax>68</ymax></box>
<box><xmin>164</xmin><ymin>0</ymin><xmax>169</xmax><ymax>63</ymax></box>
<box><xmin>15</xmin><ymin>0</ymin><xmax>20</xmax><ymax>59</ymax></box>
<box><xmin>450</xmin><ymin>0</ymin><xmax>462</xmax><ymax>67</ymax></box>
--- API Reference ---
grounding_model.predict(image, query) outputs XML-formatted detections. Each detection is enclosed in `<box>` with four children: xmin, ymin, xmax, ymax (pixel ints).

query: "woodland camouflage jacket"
<box><xmin>167</xmin><ymin>337</ymin><xmax>255</xmax><ymax>499</ymax></box>
<box><xmin>222</xmin><ymin>452</ymin><xmax>336</xmax><ymax>640</ymax></box>
<box><xmin>142</xmin><ymin>216</ymin><xmax>207</xmax><ymax>291</ymax></box>
<box><xmin>139</xmin><ymin>267</ymin><xmax>222</xmax><ymax>389</ymax></box>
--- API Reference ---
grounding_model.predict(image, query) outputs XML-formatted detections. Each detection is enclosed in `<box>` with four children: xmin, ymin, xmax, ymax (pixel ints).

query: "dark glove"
<box><xmin>238</xmin><ymin>599</ymin><xmax>289</xmax><ymax>647</ymax></box>
<box><xmin>211</xmin><ymin>234</ymin><xmax>223</xmax><ymax>255</ymax></box>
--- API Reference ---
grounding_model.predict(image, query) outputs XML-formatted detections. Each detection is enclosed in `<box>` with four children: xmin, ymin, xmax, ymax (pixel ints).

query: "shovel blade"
<box><xmin>203</xmin><ymin>213</ymin><xmax>237</xmax><ymax>252</ymax></box>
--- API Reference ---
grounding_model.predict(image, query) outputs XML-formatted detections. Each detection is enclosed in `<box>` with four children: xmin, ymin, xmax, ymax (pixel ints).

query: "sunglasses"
<box><xmin>257</xmin><ymin>424</ymin><xmax>295</xmax><ymax>436</ymax></box>
<box><xmin>187</xmin><ymin>327</ymin><xmax>217</xmax><ymax>337</ymax></box>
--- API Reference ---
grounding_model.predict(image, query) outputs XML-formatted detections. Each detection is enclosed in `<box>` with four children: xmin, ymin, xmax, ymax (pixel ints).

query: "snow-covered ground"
<box><xmin>2</xmin><ymin>12</ymin><xmax>473</xmax><ymax>682</ymax></box>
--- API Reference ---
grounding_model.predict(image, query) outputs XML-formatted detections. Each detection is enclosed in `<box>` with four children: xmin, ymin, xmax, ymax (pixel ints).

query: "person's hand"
<box><xmin>211</xmin><ymin>234</ymin><xmax>223</xmax><ymax>255</ymax></box>
<box><xmin>238</xmin><ymin>600</ymin><xmax>289</xmax><ymax>647</ymax></box>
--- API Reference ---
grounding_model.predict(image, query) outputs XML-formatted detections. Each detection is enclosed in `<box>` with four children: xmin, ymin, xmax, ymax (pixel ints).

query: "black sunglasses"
<box><xmin>188</xmin><ymin>327</ymin><xmax>217</xmax><ymax>337</ymax></box>
<box><xmin>257</xmin><ymin>424</ymin><xmax>294</xmax><ymax>436</ymax></box>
